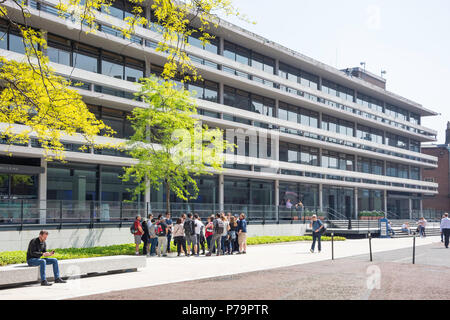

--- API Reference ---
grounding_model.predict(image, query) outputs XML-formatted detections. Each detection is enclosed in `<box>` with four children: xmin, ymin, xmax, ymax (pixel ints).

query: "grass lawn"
<box><xmin>0</xmin><ymin>235</ymin><xmax>345</xmax><ymax>266</ymax></box>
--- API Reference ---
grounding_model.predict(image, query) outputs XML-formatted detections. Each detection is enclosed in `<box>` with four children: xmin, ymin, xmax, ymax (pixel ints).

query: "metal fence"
<box><xmin>0</xmin><ymin>200</ymin><xmax>321</xmax><ymax>229</ymax></box>
<box><xmin>0</xmin><ymin>200</ymin><xmax>443</xmax><ymax>230</ymax></box>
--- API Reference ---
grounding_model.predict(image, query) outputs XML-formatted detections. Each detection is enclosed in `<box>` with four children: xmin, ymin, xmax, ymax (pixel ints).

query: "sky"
<box><xmin>220</xmin><ymin>0</ymin><xmax>450</xmax><ymax>143</ymax></box>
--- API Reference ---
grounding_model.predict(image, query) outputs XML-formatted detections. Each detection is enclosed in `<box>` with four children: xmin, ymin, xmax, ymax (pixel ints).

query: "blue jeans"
<box><xmin>221</xmin><ymin>236</ymin><xmax>227</xmax><ymax>254</ymax></box>
<box><xmin>27</xmin><ymin>258</ymin><xmax>60</xmax><ymax>281</ymax></box>
<box><xmin>311</xmin><ymin>232</ymin><xmax>321</xmax><ymax>252</ymax></box>
<box><xmin>149</xmin><ymin>237</ymin><xmax>158</xmax><ymax>255</ymax></box>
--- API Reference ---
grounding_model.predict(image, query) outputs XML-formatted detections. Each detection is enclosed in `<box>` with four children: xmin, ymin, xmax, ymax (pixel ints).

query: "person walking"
<box><xmin>165</xmin><ymin>212</ymin><xmax>173</xmax><ymax>253</ymax></box>
<box><xmin>440</xmin><ymin>214</ymin><xmax>446</xmax><ymax>243</ymax></box>
<box><xmin>26</xmin><ymin>230</ymin><xmax>67</xmax><ymax>286</ymax></box>
<box><xmin>184</xmin><ymin>213</ymin><xmax>198</xmax><ymax>256</ymax></box>
<box><xmin>440</xmin><ymin>213</ymin><xmax>450</xmax><ymax>249</ymax></box>
<box><xmin>228</xmin><ymin>215</ymin><xmax>238</xmax><ymax>254</ymax></box>
<box><xmin>148</xmin><ymin>218</ymin><xmax>158</xmax><ymax>256</ymax></box>
<box><xmin>132</xmin><ymin>215</ymin><xmax>144</xmax><ymax>255</ymax></box>
<box><xmin>310</xmin><ymin>214</ymin><xmax>324</xmax><ymax>253</ymax></box>
<box><xmin>205</xmin><ymin>216</ymin><xmax>214</xmax><ymax>253</ymax></box>
<box><xmin>173</xmin><ymin>218</ymin><xmax>187</xmax><ymax>256</ymax></box>
<box><xmin>237</xmin><ymin>213</ymin><xmax>248</xmax><ymax>254</ymax></box>
<box><xmin>156</xmin><ymin>215</ymin><xmax>169</xmax><ymax>257</ymax></box>
<box><xmin>206</xmin><ymin>213</ymin><xmax>224</xmax><ymax>256</ymax></box>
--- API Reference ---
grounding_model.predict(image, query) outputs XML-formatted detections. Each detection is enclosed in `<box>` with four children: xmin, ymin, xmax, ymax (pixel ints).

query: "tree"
<box><xmin>122</xmin><ymin>76</ymin><xmax>234</xmax><ymax>212</ymax></box>
<box><xmin>0</xmin><ymin>0</ymin><xmax>248</xmax><ymax>159</ymax></box>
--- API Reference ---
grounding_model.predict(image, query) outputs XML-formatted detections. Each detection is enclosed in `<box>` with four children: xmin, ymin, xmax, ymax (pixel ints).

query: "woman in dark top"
<box><xmin>228</xmin><ymin>216</ymin><xmax>238</xmax><ymax>254</ymax></box>
<box><xmin>141</xmin><ymin>218</ymin><xmax>150</xmax><ymax>255</ymax></box>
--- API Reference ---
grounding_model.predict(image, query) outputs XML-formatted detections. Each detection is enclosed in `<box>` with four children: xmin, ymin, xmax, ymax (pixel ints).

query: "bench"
<box><xmin>0</xmin><ymin>255</ymin><xmax>146</xmax><ymax>287</ymax></box>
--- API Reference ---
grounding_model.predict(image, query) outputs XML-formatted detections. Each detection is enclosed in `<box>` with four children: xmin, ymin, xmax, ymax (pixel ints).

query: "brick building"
<box><xmin>422</xmin><ymin>122</ymin><xmax>450</xmax><ymax>213</ymax></box>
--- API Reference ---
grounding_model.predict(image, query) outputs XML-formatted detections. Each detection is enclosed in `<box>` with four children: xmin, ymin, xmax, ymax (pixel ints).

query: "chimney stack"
<box><xmin>446</xmin><ymin>121</ymin><xmax>450</xmax><ymax>145</ymax></box>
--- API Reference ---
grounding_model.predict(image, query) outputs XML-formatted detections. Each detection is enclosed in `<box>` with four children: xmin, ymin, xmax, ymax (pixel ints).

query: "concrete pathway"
<box><xmin>0</xmin><ymin>236</ymin><xmax>441</xmax><ymax>300</ymax></box>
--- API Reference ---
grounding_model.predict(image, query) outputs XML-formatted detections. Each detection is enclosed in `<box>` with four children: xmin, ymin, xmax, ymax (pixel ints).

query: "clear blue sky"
<box><xmin>221</xmin><ymin>0</ymin><xmax>450</xmax><ymax>143</ymax></box>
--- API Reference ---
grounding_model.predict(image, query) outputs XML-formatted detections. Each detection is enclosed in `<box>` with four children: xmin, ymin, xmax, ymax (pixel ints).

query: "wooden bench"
<box><xmin>0</xmin><ymin>255</ymin><xmax>146</xmax><ymax>287</ymax></box>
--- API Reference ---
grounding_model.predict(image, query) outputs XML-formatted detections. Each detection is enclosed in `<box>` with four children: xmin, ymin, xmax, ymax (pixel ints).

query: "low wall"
<box><xmin>0</xmin><ymin>223</ymin><xmax>307</xmax><ymax>252</ymax></box>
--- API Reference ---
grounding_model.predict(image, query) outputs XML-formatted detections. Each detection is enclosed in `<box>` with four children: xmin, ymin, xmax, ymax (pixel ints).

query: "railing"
<box><xmin>0</xmin><ymin>200</ymin><xmax>323</xmax><ymax>229</ymax></box>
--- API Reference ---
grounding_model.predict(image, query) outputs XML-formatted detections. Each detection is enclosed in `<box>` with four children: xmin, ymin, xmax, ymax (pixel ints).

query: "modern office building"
<box><xmin>0</xmin><ymin>0</ymin><xmax>440</xmax><ymax>223</ymax></box>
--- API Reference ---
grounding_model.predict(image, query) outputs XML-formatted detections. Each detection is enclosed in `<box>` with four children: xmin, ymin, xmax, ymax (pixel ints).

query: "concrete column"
<box><xmin>274</xmin><ymin>59</ymin><xmax>279</xmax><ymax>76</ymax></box>
<box><xmin>419</xmin><ymin>198</ymin><xmax>423</xmax><ymax>217</ymax></box>
<box><xmin>274</xmin><ymin>99</ymin><xmax>279</xmax><ymax>118</ymax></box>
<box><xmin>384</xmin><ymin>189</ymin><xmax>388</xmax><ymax>217</ymax></box>
<box><xmin>409</xmin><ymin>198</ymin><xmax>412</xmax><ymax>220</ymax></box>
<box><xmin>219</xmin><ymin>37</ymin><xmax>224</xmax><ymax>56</ymax></box>
<box><xmin>144</xmin><ymin>181</ymin><xmax>151</xmax><ymax>215</ymax></box>
<box><xmin>219</xmin><ymin>174</ymin><xmax>224</xmax><ymax>211</ymax></box>
<box><xmin>354</xmin><ymin>187</ymin><xmax>358</xmax><ymax>219</ymax></box>
<box><xmin>219</xmin><ymin>82</ymin><xmax>224</xmax><ymax>119</ymax></box>
<box><xmin>274</xmin><ymin>179</ymin><xmax>279</xmax><ymax>206</ymax></box>
<box><xmin>319</xmin><ymin>184</ymin><xmax>323</xmax><ymax>212</ymax></box>
<box><xmin>39</xmin><ymin>158</ymin><xmax>47</xmax><ymax>225</ymax></box>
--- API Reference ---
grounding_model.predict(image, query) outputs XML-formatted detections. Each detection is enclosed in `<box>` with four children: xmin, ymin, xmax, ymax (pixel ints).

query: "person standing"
<box><xmin>148</xmin><ymin>218</ymin><xmax>158</xmax><ymax>256</ymax></box>
<box><xmin>156</xmin><ymin>215</ymin><xmax>169</xmax><ymax>257</ymax></box>
<box><xmin>228</xmin><ymin>215</ymin><xmax>238</xmax><ymax>254</ymax></box>
<box><xmin>310</xmin><ymin>214</ymin><xmax>324</xmax><ymax>253</ymax></box>
<box><xmin>440</xmin><ymin>213</ymin><xmax>450</xmax><ymax>249</ymax></box>
<box><xmin>26</xmin><ymin>230</ymin><xmax>67</xmax><ymax>286</ymax></box>
<box><xmin>286</xmin><ymin>199</ymin><xmax>293</xmax><ymax>209</ymax></box>
<box><xmin>184</xmin><ymin>213</ymin><xmax>197</xmax><ymax>256</ymax></box>
<box><xmin>172</xmin><ymin>218</ymin><xmax>187</xmax><ymax>256</ymax></box>
<box><xmin>165</xmin><ymin>212</ymin><xmax>173</xmax><ymax>253</ymax></box>
<box><xmin>295</xmin><ymin>201</ymin><xmax>304</xmax><ymax>219</ymax></box>
<box><xmin>133</xmin><ymin>215</ymin><xmax>144</xmax><ymax>255</ymax></box>
<box><xmin>141</xmin><ymin>217</ymin><xmax>150</xmax><ymax>256</ymax></box>
<box><xmin>237</xmin><ymin>213</ymin><xmax>248</xmax><ymax>254</ymax></box>
<box><xmin>205</xmin><ymin>216</ymin><xmax>214</xmax><ymax>253</ymax></box>
<box><xmin>206</xmin><ymin>213</ymin><xmax>224</xmax><ymax>256</ymax></box>
<box><xmin>221</xmin><ymin>214</ymin><xmax>230</xmax><ymax>255</ymax></box>
<box><xmin>194</xmin><ymin>214</ymin><xmax>206</xmax><ymax>255</ymax></box>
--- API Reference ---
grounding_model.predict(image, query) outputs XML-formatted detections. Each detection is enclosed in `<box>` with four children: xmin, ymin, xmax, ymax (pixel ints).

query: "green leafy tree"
<box><xmin>123</xmin><ymin>76</ymin><xmax>234</xmax><ymax>211</ymax></box>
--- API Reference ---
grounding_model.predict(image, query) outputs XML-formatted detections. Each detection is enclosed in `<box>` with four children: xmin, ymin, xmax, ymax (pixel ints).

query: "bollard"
<box><xmin>412</xmin><ymin>232</ymin><xmax>416</xmax><ymax>264</ymax></box>
<box><xmin>368</xmin><ymin>232</ymin><xmax>373</xmax><ymax>262</ymax></box>
<box><xmin>331</xmin><ymin>232</ymin><xmax>334</xmax><ymax>260</ymax></box>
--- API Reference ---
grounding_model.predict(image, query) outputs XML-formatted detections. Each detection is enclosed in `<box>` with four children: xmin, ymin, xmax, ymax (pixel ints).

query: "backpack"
<box><xmin>184</xmin><ymin>219</ymin><xmax>195</xmax><ymax>236</ymax></box>
<box><xmin>214</xmin><ymin>219</ymin><xmax>224</xmax><ymax>234</ymax></box>
<box><xmin>130</xmin><ymin>221</ymin><xmax>137</xmax><ymax>234</ymax></box>
<box><xmin>156</xmin><ymin>222</ymin><xmax>165</xmax><ymax>236</ymax></box>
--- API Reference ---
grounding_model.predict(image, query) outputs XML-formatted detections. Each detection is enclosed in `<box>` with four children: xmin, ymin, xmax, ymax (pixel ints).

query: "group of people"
<box><xmin>132</xmin><ymin>212</ymin><xmax>249</xmax><ymax>257</ymax></box>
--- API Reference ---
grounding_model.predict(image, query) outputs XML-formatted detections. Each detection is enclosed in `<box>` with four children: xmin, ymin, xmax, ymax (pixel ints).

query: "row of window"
<box><xmin>278</xmin><ymin>142</ymin><xmax>421</xmax><ymax>180</ymax></box>
<box><xmin>46</xmin><ymin>33</ymin><xmax>144</xmax><ymax>82</ymax></box>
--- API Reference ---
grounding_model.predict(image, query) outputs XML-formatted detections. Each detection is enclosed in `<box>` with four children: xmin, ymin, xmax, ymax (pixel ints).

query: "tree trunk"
<box><xmin>165</xmin><ymin>180</ymin><xmax>171</xmax><ymax>214</ymax></box>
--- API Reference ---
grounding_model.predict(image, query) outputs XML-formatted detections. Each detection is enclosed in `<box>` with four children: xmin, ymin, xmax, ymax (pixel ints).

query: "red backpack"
<box><xmin>155</xmin><ymin>222</ymin><xmax>164</xmax><ymax>236</ymax></box>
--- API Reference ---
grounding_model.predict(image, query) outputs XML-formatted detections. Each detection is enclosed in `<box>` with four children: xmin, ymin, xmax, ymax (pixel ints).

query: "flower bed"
<box><xmin>358</xmin><ymin>211</ymin><xmax>385</xmax><ymax>220</ymax></box>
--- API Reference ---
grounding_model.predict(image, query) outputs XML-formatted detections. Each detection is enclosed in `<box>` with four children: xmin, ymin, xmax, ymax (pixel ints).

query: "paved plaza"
<box><xmin>74</xmin><ymin>242</ymin><xmax>450</xmax><ymax>300</ymax></box>
<box><xmin>0</xmin><ymin>236</ymin><xmax>444</xmax><ymax>300</ymax></box>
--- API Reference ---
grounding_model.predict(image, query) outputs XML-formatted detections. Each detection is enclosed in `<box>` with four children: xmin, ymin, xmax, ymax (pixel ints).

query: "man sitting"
<box><xmin>27</xmin><ymin>230</ymin><xmax>67</xmax><ymax>286</ymax></box>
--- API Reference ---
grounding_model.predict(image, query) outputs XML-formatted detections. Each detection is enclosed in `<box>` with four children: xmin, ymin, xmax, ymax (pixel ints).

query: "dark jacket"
<box><xmin>27</xmin><ymin>237</ymin><xmax>46</xmax><ymax>261</ymax></box>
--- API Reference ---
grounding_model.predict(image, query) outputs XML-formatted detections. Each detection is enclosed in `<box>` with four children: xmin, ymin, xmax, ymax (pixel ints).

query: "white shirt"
<box><xmin>222</xmin><ymin>221</ymin><xmax>229</xmax><ymax>236</ymax></box>
<box><xmin>441</xmin><ymin>217</ymin><xmax>450</xmax><ymax>230</ymax></box>
<box><xmin>195</xmin><ymin>220</ymin><xmax>204</xmax><ymax>235</ymax></box>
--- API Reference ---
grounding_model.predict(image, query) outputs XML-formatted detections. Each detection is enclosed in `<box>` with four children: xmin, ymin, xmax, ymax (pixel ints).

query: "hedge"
<box><xmin>0</xmin><ymin>235</ymin><xmax>345</xmax><ymax>266</ymax></box>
